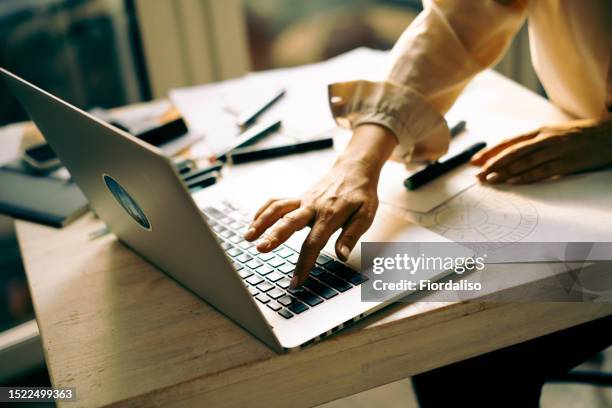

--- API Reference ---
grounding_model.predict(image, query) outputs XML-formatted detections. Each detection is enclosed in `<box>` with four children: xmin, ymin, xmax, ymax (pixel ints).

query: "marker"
<box><xmin>450</xmin><ymin>120</ymin><xmax>466</xmax><ymax>138</ymax></box>
<box><xmin>182</xmin><ymin>162</ymin><xmax>223</xmax><ymax>181</ymax></box>
<box><xmin>227</xmin><ymin>138</ymin><xmax>333</xmax><ymax>164</ymax></box>
<box><xmin>236</xmin><ymin>88</ymin><xmax>286</xmax><ymax>129</ymax></box>
<box><xmin>217</xmin><ymin>119</ymin><xmax>282</xmax><ymax>162</ymax></box>
<box><xmin>186</xmin><ymin>171</ymin><xmax>220</xmax><ymax>192</ymax></box>
<box><xmin>404</xmin><ymin>142</ymin><xmax>487</xmax><ymax>190</ymax></box>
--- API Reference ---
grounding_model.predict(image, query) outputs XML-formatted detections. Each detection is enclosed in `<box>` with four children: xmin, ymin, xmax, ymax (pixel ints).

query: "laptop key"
<box><xmin>277</xmin><ymin>295</ymin><xmax>294</xmax><ymax>306</ymax></box>
<box><xmin>293</xmin><ymin>289</ymin><xmax>323</xmax><ymax>307</ymax></box>
<box><xmin>267</xmin><ymin>257</ymin><xmax>285</xmax><ymax>267</ymax></box>
<box><xmin>247</xmin><ymin>286</ymin><xmax>259</xmax><ymax>296</ymax></box>
<box><xmin>267</xmin><ymin>301</ymin><xmax>282</xmax><ymax>312</ymax></box>
<box><xmin>257</xmin><ymin>281</ymin><xmax>275</xmax><ymax>292</ymax></box>
<box><xmin>248</xmin><ymin>246</ymin><xmax>260</xmax><ymax>255</ymax></box>
<box><xmin>310</xmin><ymin>267</ymin><xmax>325</xmax><ymax>277</ymax></box>
<box><xmin>319</xmin><ymin>272</ymin><xmax>352</xmax><ymax>292</ymax></box>
<box><xmin>236</xmin><ymin>253</ymin><xmax>253</xmax><ymax>263</ymax></box>
<box><xmin>266</xmin><ymin>271</ymin><xmax>284</xmax><ymax>282</ymax></box>
<box><xmin>288</xmin><ymin>301</ymin><xmax>308</xmax><ymax>314</ymax></box>
<box><xmin>229</xmin><ymin>235</ymin><xmax>242</xmax><ymax>244</ymax></box>
<box><xmin>278</xmin><ymin>309</ymin><xmax>293</xmax><ymax>319</ymax></box>
<box><xmin>277</xmin><ymin>277</ymin><xmax>291</xmax><ymax>289</ymax></box>
<box><xmin>278</xmin><ymin>263</ymin><xmax>295</xmax><ymax>274</ymax></box>
<box><xmin>227</xmin><ymin>247</ymin><xmax>242</xmax><ymax>257</ymax></box>
<box><xmin>347</xmin><ymin>273</ymin><xmax>368</xmax><ymax>285</ymax></box>
<box><xmin>267</xmin><ymin>288</ymin><xmax>285</xmax><ymax>299</ymax></box>
<box><xmin>326</xmin><ymin>261</ymin><xmax>354</xmax><ymax>279</ymax></box>
<box><xmin>246</xmin><ymin>275</ymin><xmax>264</xmax><ymax>286</ymax></box>
<box><xmin>323</xmin><ymin>260</ymin><xmax>345</xmax><ymax>274</ymax></box>
<box><xmin>220</xmin><ymin>229</ymin><xmax>234</xmax><ymax>239</ymax></box>
<box><xmin>316</xmin><ymin>253</ymin><xmax>333</xmax><ymax>266</ymax></box>
<box><xmin>276</xmin><ymin>247</ymin><xmax>295</xmax><ymax>258</ymax></box>
<box><xmin>256</xmin><ymin>293</ymin><xmax>270</xmax><ymax>304</ymax></box>
<box><xmin>239</xmin><ymin>241</ymin><xmax>253</xmax><ymax>250</ymax></box>
<box><xmin>304</xmin><ymin>277</ymin><xmax>338</xmax><ymax>299</ymax></box>
<box><xmin>258</xmin><ymin>252</ymin><xmax>275</xmax><ymax>261</ymax></box>
<box><xmin>238</xmin><ymin>269</ymin><xmax>253</xmax><ymax>279</ymax></box>
<box><xmin>256</xmin><ymin>264</ymin><xmax>274</xmax><ymax>276</ymax></box>
<box><xmin>203</xmin><ymin>206</ymin><xmax>224</xmax><ymax>219</ymax></box>
<box><xmin>221</xmin><ymin>241</ymin><xmax>232</xmax><ymax>250</ymax></box>
<box><xmin>325</xmin><ymin>262</ymin><xmax>368</xmax><ymax>285</ymax></box>
<box><xmin>246</xmin><ymin>259</ymin><xmax>263</xmax><ymax>269</ymax></box>
<box><xmin>232</xmin><ymin>261</ymin><xmax>244</xmax><ymax>271</ymax></box>
<box><xmin>286</xmin><ymin>253</ymin><xmax>299</xmax><ymax>264</ymax></box>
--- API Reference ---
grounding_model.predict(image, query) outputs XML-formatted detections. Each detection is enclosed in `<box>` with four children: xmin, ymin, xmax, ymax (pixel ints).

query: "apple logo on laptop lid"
<box><xmin>102</xmin><ymin>174</ymin><xmax>152</xmax><ymax>231</ymax></box>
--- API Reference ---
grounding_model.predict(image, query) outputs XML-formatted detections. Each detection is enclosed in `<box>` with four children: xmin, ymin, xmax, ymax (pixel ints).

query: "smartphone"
<box><xmin>22</xmin><ymin>143</ymin><xmax>61</xmax><ymax>172</ymax></box>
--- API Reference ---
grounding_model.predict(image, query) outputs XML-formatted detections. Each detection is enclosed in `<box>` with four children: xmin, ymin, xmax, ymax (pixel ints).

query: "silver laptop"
<box><xmin>1</xmin><ymin>68</ymin><xmax>437</xmax><ymax>352</ymax></box>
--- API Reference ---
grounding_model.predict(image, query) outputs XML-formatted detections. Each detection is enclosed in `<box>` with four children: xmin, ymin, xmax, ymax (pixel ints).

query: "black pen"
<box><xmin>227</xmin><ymin>138</ymin><xmax>334</xmax><ymax>164</ymax></box>
<box><xmin>404</xmin><ymin>142</ymin><xmax>486</xmax><ymax>190</ymax></box>
<box><xmin>450</xmin><ymin>120</ymin><xmax>466</xmax><ymax>138</ymax></box>
<box><xmin>182</xmin><ymin>161</ymin><xmax>223</xmax><ymax>181</ymax></box>
<box><xmin>186</xmin><ymin>171</ymin><xmax>220</xmax><ymax>192</ymax></box>
<box><xmin>217</xmin><ymin>119</ymin><xmax>282</xmax><ymax>162</ymax></box>
<box><xmin>236</xmin><ymin>88</ymin><xmax>286</xmax><ymax>129</ymax></box>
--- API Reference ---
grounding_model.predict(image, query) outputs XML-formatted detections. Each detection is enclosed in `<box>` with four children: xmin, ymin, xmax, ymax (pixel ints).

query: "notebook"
<box><xmin>0</xmin><ymin>168</ymin><xmax>87</xmax><ymax>227</ymax></box>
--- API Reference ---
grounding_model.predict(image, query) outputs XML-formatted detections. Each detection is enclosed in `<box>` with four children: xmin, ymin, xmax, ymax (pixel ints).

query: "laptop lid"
<box><xmin>1</xmin><ymin>68</ymin><xmax>282</xmax><ymax>352</ymax></box>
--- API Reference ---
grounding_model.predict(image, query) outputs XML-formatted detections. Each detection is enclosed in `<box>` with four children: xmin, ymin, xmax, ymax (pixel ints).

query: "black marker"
<box><xmin>182</xmin><ymin>162</ymin><xmax>223</xmax><ymax>181</ymax></box>
<box><xmin>450</xmin><ymin>120</ymin><xmax>466</xmax><ymax>138</ymax></box>
<box><xmin>404</xmin><ymin>142</ymin><xmax>486</xmax><ymax>191</ymax></box>
<box><xmin>227</xmin><ymin>138</ymin><xmax>333</xmax><ymax>164</ymax></box>
<box><xmin>186</xmin><ymin>171</ymin><xmax>220</xmax><ymax>192</ymax></box>
<box><xmin>236</xmin><ymin>88</ymin><xmax>286</xmax><ymax>129</ymax></box>
<box><xmin>217</xmin><ymin>119</ymin><xmax>282</xmax><ymax>162</ymax></box>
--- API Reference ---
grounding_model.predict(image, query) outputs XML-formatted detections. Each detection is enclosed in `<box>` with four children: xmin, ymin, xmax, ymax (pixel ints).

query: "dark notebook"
<box><xmin>0</xmin><ymin>168</ymin><xmax>88</xmax><ymax>227</ymax></box>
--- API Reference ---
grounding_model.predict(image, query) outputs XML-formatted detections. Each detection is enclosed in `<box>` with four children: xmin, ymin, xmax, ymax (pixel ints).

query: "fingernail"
<box><xmin>290</xmin><ymin>276</ymin><xmax>299</xmax><ymax>289</ymax></box>
<box><xmin>485</xmin><ymin>172</ymin><xmax>501</xmax><ymax>183</ymax></box>
<box><xmin>244</xmin><ymin>227</ymin><xmax>256</xmax><ymax>240</ymax></box>
<box><xmin>257</xmin><ymin>238</ymin><xmax>271</xmax><ymax>251</ymax></box>
<box><xmin>339</xmin><ymin>245</ymin><xmax>350</xmax><ymax>260</ymax></box>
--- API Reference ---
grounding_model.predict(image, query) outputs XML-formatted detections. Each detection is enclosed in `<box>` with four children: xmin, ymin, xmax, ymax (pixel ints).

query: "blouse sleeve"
<box><xmin>328</xmin><ymin>0</ymin><xmax>527</xmax><ymax>163</ymax></box>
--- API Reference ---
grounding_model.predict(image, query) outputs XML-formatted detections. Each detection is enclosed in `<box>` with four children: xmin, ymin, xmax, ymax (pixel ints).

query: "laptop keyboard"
<box><xmin>202</xmin><ymin>202</ymin><xmax>368</xmax><ymax>319</ymax></box>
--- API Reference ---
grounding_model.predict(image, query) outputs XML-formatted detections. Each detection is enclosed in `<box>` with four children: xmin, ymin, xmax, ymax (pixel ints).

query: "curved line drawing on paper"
<box><xmin>417</xmin><ymin>185</ymin><xmax>538</xmax><ymax>243</ymax></box>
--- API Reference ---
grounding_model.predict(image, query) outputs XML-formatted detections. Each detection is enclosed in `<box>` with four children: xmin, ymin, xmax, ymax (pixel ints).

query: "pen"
<box><xmin>227</xmin><ymin>138</ymin><xmax>334</xmax><ymax>164</ymax></box>
<box><xmin>182</xmin><ymin>161</ymin><xmax>224</xmax><ymax>181</ymax></box>
<box><xmin>186</xmin><ymin>171</ymin><xmax>220</xmax><ymax>192</ymax></box>
<box><xmin>217</xmin><ymin>119</ymin><xmax>282</xmax><ymax>162</ymax></box>
<box><xmin>450</xmin><ymin>120</ymin><xmax>466</xmax><ymax>138</ymax></box>
<box><xmin>404</xmin><ymin>142</ymin><xmax>487</xmax><ymax>190</ymax></box>
<box><xmin>236</xmin><ymin>88</ymin><xmax>286</xmax><ymax>129</ymax></box>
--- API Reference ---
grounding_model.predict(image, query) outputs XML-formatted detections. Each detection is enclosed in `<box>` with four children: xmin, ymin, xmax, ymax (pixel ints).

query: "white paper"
<box><xmin>406</xmin><ymin>170</ymin><xmax>612</xmax><ymax>243</ymax></box>
<box><xmin>170</xmin><ymin>48</ymin><xmax>389</xmax><ymax>157</ymax></box>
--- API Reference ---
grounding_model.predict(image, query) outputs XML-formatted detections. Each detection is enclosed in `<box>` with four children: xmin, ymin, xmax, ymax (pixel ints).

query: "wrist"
<box><xmin>336</xmin><ymin>123</ymin><xmax>397</xmax><ymax>173</ymax></box>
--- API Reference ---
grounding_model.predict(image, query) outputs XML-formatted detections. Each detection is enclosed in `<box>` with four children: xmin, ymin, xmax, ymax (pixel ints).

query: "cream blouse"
<box><xmin>328</xmin><ymin>0</ymin><xmax>612</xmax><ymax>163</ymax></box>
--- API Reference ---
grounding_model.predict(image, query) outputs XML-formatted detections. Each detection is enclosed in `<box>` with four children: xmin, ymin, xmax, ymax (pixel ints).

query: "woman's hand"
<box><xmin>244</xmin><ymin>124</ymin><xmax>397</xmax><ymax>288</ymax></box>
<box><xmin>472</xmin><ymin>119</ymin><xmax>612</xmax><ymax>184</ymax></box>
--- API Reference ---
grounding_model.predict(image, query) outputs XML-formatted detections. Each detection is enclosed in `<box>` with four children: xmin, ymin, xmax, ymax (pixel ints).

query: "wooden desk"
<box><xmin>10</xmin><ymin>54</ymin><xmax>612</xmax><ymax>406</ymax></box>
<box><xmin>16</xmin><ymin>214</ymin><xmax>612</xmax><ymax>407</ymax></box>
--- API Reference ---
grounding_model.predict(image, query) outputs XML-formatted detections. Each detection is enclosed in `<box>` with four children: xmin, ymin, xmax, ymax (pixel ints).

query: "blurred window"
<box><xmin>0</xmin><ymin>0</ymin><xmax>150</xmax><ymax>126</ymax></box>
<box><xmin>244</xmin><ymin>0</ymin><xmax>421</xmax><ymax>71</ymax></box>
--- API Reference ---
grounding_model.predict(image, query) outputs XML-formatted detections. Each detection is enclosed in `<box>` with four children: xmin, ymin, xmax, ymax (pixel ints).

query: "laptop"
<box><xmin>1</xmin><ymin>68</ymin><xmax>446</xmax><ymax>352</ymax></box>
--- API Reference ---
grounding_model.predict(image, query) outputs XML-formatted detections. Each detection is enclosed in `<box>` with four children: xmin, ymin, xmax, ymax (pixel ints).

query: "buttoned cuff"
<box><xmin>328</xmin><ymin>80</ymin><xmax>450</xmax><ymax>163</ymax></box>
